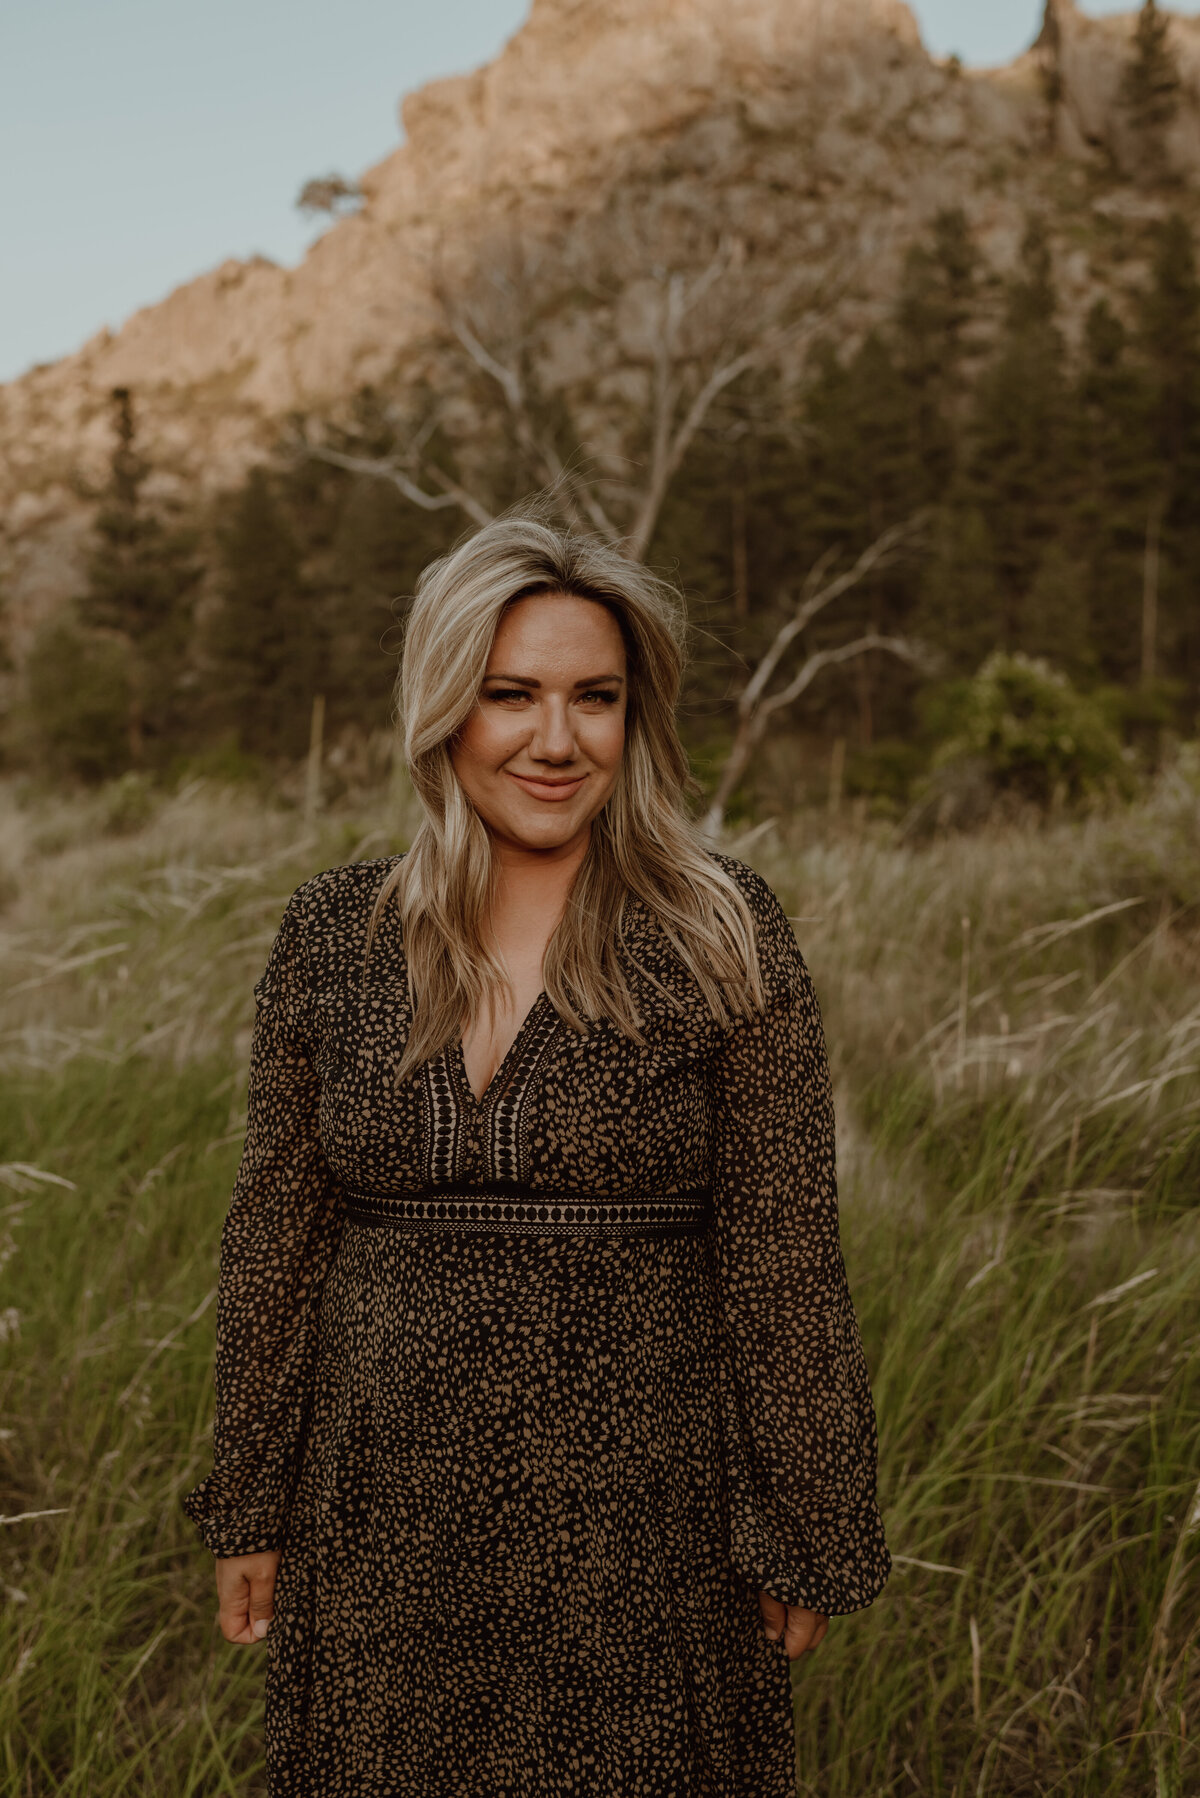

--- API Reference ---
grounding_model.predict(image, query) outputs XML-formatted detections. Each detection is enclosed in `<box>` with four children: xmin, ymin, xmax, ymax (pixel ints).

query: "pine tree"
<box><xmin>1119</xmin><ymin>0</ymin><xmax>1182</xmax><ymax>182</ymax></box>
<box><xmin>1073</xmin><ymin>300</ymin><xmax>1156</xmax><ymax>685</ymax></box>
<box><xmin>1021</xmin><ymin>543</ymin><xmax>1093</xmax><ymax>680</ymax></box>
<box><xmin>77</xmin><ymin>388</ymin><xmax>201</xmax><ymax>764</ymax></box>
<box><xmin>641</xmin><ymin>374</ymin><xmax>782</xmax><ymax>739</ymax></box>
<box><xmin>1140</xmin><ymin>212</ymin><xmax>1200</xmax><ymax>479</ymax></box>
<box><xmin>790</xmin><ymin>334</ymin><xmax>928</xmax><ymax>743</ymax></box>
<box><xmin>896</xmin><ymin>208</ymin><xmax>978</xmax><ymax>370</ymax></box>
<box><xmin>323</xmin><ymin>472</ymin><xmax>453</xmax><ymax>730</ymax></box>
<box><xmin>893</xmin><ymin>208</ymin><xmax>979</xmax><ymax>498</ymax></box>
<box><xmin>1138</xmin><ymin>214</ymin><xmax>1200</xmax><ymax>700</ymax></box>
<box><xmin>914</xmin><ymin>504</ymin><xmax>1002</xmax><ymax>676</ymax></box>
<box><xmin>26</xmin><ymin>617</ymin><xmax>131</xmax><ymax>782</ymax></box>
<box><xmin>801</xmin><ymin>333</ymin><xmax>926</xmax><ymax>546</ymax></box>
<box><xmin>968</xmin><ymin>218</ymin><xmax>1076</xmax><ymax>654</ymax></box>
<box><xmin>206</xmin><ymin>467</ymin><xmax>324</xmax><ymax>759</ymax></box>
<box><xmin>1005</xmin><ymin>215</ymin><xmax>1056</xmax><ymax>333</ymax></box>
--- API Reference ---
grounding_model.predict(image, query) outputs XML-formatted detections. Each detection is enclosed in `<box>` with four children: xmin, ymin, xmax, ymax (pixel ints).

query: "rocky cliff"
<box><xmin>2</xmin><ymin>0</ymin><xmax>1197</xmax><ymax>652</ymax></box>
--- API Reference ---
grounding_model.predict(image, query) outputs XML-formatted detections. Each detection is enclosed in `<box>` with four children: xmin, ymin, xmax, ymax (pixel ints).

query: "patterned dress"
<box><xmin>183</xmin><ymin>853</ymin><xmax>889</xmax><ymax>1796</ymax></box>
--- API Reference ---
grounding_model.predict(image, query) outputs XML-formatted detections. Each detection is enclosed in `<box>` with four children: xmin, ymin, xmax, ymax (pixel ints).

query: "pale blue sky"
<box><xmin>2</xmin><ymin>2</ymin><xmax>1194</xmax><ymax>383</ymax></box>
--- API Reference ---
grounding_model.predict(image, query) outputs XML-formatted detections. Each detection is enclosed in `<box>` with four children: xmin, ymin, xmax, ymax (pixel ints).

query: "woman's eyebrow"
<box><xmin>482</xmin><ymin>672</ymin><xmax>625</xmax><ymax>687</ymax></box>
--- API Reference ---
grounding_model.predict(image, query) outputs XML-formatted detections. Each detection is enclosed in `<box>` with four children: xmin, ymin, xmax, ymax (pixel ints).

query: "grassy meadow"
<box><xmin>0</xmin><ymin>764</ymin><xmax>1197</xmax><ymax>1796</ymax></box>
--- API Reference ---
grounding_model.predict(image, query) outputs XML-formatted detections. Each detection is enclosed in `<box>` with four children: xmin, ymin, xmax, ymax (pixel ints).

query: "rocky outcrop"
<box><xmin>1</xmin><ymin>0</ymin><xmax>927</xmax><ymax>450</ymax></box>
<box><xmin>0</xmin><ymin>0</ymin><xmax>1196</xmax><ymax>652</ymax></box>
<box><xmin>1030</xmin><ymin>0</ymin><xmax>1200</xmax><ymax>172</ymax></box>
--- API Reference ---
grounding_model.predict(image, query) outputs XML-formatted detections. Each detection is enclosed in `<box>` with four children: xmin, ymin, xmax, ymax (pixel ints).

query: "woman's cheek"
<box><xmin>584</xmin><ymin>712</ymin><xmax>626</xmax><ymax>771</ymax></box>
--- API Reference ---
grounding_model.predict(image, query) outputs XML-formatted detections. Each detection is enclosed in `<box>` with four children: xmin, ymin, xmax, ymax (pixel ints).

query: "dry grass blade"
<box><xmin>1015</xmin><ymin>897</ymin><xmax>1147</xmax><ymax>952</ymax></box>
<box><xmin>0</xmin><ymin>1163</ymin><xmax>77</xmax><ymax>1193</ymax></box>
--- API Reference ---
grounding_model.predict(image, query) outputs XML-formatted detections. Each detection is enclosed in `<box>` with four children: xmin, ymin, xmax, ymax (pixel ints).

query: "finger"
<box><xmin>247</xmin><ymin>1569</ymin><xmax>277</xmax><ymax>1641</ymax></box>
<box><xmin>217</xmin><ymin>1571</ymin><xmax>252</xmax><ymax>1645</ymax></box>
<box><xmin>782</xmin><ymin>1606</ymin><xmax>827</xmax><ymax>1660</ymax></box>
<box><xmin>758</xmin><ymin>1591</ymin><xmax>787</xmax><ymax>1643</ymax></box>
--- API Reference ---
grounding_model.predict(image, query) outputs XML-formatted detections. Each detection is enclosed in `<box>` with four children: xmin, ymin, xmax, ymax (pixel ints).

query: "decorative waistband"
<box><xmin>344</xmin><ymin>1183</ymin><xmax>712</xmax><ymax>1239</ymax></box>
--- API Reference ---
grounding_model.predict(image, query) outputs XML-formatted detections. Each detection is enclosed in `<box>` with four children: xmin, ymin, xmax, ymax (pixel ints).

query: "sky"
<box><xmin>3</xmin><ymin>0</ymin><xmax>1197</xmax><ymax>385</ymax></box>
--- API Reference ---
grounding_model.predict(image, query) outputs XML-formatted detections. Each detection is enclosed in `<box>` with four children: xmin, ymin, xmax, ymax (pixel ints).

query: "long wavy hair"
<box><xmin>373</xmin><ymin>511</ymin><xmax>764</xmax><ymax>1081</ymax></box>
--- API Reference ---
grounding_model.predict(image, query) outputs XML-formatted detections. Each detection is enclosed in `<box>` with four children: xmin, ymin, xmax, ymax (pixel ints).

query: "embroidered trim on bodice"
<box><xmin>343</xmin><ymin>1184</ymin><xmax>713</xmax><ymax>1238</ymax></box>
<box><xmin>420</xmin><ymin>994</ymin><xmax>565</xmax><ymax>1189</ymax></box>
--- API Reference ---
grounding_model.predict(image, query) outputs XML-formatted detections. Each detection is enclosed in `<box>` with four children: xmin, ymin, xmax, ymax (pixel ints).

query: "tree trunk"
<box><xmin>855</xmin><ymin>653</ymin><xmax>873</xmax><ymax>749</ymax></box>
<box><xmin>731</xmin><ymin>480</ymin><xmax>749</xmax><ymax>620</ymax></box>
<box><xmin>1141</xmin><ymin>497</ymin><xmax>1163</xmax><ymax>686</ymax></box>
<box><xmin>701</xmin><ymin>711</ymin><xmax>763</xmax><ymax>839</ymax></box>
<box><xmin>304</xmin><ymin>694</ymin><xmax>326</xmax><ymax>827</ymax></box>
<box><xmin>127</xmin><ymin>690</ymin><xmax>144</xmax><ymax>767</ymax></box>
<box><xmin>828</xmin><ymin>736</ymin><xmax>846</xmax><ymax>816</ymax></box>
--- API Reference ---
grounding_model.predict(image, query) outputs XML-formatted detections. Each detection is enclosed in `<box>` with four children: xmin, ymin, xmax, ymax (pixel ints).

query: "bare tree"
<box><xmin>293</xmin><ymin>199</ymin><xmax>861</xmax><ymax>561</ymax></box>
<box><xmin>440</xmin><ymin>215</ymin><xmax>857</xmax><ymax>559</ymax></box>
<box><xmin>701</xmin><ymin>520</ymin><xmax>933</xmax><ymax>839</ymax></box>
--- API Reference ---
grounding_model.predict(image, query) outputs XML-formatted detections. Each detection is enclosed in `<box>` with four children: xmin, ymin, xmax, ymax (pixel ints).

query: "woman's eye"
<box><xmin>579</xmin><ymin>689</ymin><xmax>619</xmax><ymax>706</ymax></box>
<box><xmin>484</xmin><ymin>688</ymin><xmax>531</xmax><ymax>704</ymax></box>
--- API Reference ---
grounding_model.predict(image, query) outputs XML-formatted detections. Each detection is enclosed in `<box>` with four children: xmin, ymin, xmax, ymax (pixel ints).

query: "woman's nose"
<box><xmin>529</xmin><ymin>698</ymin><xmax>575</xmax><ymax>762</ymax></box>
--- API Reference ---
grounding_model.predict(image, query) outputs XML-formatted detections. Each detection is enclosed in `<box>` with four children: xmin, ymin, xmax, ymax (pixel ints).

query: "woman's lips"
<box><xmin>506</xmin><ymin>771</ymin><xmax>587</xmax><ymax>803</ymax></box>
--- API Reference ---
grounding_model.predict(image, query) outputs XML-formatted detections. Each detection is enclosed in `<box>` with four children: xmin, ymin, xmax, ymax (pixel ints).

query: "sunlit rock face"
<box><xmin>0</xmin><ymin>0</ymin><xmax>1195</xmax><ymax>644</ymax></box>
<box><xmin>1026</xmin><ymin>0</ymin><xmax>1200</xmax><ymax>172</ymax></box>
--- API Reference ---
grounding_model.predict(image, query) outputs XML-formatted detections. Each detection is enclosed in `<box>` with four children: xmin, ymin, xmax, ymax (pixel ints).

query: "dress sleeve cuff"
<box><xmin>729</xmin><ymin>1487</ymin><xmax>892</xmax><ymax>1615</ymax></box>
<box><xmin>181</xmin><ymin>1478</ymin><xmax>285</xmax><ymax>1559</ymax></box>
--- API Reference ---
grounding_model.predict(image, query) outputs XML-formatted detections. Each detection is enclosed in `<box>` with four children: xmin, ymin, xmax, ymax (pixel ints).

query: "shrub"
<box><xmin>930</xmin><ymin>653</ymin><xmax>1134</xmax><ymax>808</ymax></box>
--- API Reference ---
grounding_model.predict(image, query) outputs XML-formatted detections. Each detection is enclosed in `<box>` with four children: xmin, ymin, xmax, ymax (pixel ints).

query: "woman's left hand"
<box><xmin>757</xmin><ymin>1591</ymin><xmax>829</xmax><ymax>1660</ymax></box>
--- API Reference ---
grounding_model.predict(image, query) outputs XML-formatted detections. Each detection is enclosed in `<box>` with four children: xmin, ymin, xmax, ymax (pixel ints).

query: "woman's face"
<box><xmin>451</xmin><ymin>590</ymin><xmax>628</xmax><ymax>857</ymax></box>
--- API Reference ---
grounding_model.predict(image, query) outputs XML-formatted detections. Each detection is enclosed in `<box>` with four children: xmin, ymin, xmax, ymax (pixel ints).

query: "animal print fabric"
<box><xmin>183</xmin><ymin>854</ymin><xmax>889</xmax><ymax>1795</ymax></box>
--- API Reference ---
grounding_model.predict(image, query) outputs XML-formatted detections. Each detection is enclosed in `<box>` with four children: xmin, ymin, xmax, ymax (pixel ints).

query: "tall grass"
<box><xmin>0</xmin><ymin>763</ymin><xmax>1197</xmax><ymax>1795</ymax></box>
<box><xmin>0</xmin><ymin>1060</ymin><xmax>263</xmax><ymax>1795</ymax></box>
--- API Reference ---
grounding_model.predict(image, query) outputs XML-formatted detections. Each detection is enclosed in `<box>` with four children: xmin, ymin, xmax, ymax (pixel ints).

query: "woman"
<box><xmin>184</xmin><ymin>513</ymin><xmax>889</xmax><ymax>1795</ymax></box>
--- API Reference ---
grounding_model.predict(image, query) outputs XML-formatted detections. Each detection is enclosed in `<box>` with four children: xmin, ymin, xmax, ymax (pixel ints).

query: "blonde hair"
<box><xmin>373</xmin><ymin>511</ymin><xmax>764</xmax><ymax>1080</ymax></box>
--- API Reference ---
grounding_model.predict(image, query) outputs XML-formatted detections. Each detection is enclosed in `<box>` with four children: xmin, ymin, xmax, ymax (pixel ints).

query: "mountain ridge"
<box><xmin>1</xmin><ymin>0</ymin><xmax>1198</xmax><ymax>653</ymax></box>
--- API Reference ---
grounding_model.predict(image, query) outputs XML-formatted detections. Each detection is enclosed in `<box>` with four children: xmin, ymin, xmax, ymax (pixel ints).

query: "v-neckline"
<box><xmin>454</xmin><ymin>991</ymin><xmax>550</xmax><ymax>1108</ymax></box>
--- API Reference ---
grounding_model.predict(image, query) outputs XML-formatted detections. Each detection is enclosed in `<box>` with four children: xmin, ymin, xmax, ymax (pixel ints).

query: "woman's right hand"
<box><xmin>215</xmin><ymin>1550</ymin><xmax>281</xmax><ymax>1645</ymax></box>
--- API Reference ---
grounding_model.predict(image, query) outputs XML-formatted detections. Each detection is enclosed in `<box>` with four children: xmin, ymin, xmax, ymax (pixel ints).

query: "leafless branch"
<box><xmin>736</xmin><ymin>518</ymin><xmax>924</xmax><ymax>720</ymax></box>
<box><xmin>428</xmin><ymin>221</ymin><xmax>862</xmax><ymax>561</ymax></box>
<box><xmin>295</xmin><ymin>440</ymin><xmax>495</xmax><ymax>530</ymax></box>
<box><xmin>293</xmin><ymin>215</ymin><xmax>868</xmax><ymax>570</ymax></box>
<box><xmin>444</xmin><ymin>305</ymin><xmax>622</xmax><ymax>541</ymax></box>
<box><xmin>626</xmin><ymin>338</ymin><xmax>761</xmax><ymax>560</ymax></box>
<box><xmin>701</xmin><ymin>519</ymin><xmax>933</xmax><ymax>838</ymax></box>
<box><xmin>765</xmin><ymin>630</ymin><xmax>929</xmax><ymax>716</ymax></box>
<box><xmin>623</xmin><ymin>249</ymin><xmax>861</xmax><ymax>561</ymax></box>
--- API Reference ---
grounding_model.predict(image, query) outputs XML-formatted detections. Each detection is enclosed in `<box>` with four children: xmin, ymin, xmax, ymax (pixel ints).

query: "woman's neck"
<box><xmin>488</xmin><ymin>825</ymin><xmax>590</xmax><ymax>932</ymax></box>
<box><xmin>459</xmin><ymin>829</ymin><xmax>590</xmax><ymax>1097</ymax></box>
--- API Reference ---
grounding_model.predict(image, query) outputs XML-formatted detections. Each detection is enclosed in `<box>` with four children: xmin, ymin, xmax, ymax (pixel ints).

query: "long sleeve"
<box><xmin>182</xmin><ymin>883</ymin><xmax>346</xmax><ymax>1557</ymax></box>
<box><xmin>709</xmin><ymin>865</ymin><xmax>889</xmax><ymax>1615</ymax></box>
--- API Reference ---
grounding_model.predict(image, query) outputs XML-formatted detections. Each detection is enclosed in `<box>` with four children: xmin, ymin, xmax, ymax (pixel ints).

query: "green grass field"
<box><xmin>1</xmin><ymin>765</ymin><xmax>1197</xmax><ymax>1796</ymax></box>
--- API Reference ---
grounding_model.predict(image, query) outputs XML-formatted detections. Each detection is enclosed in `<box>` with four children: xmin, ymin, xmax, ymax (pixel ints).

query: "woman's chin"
<box><xmin>490</xmin><ymin>808</ymin><xmax>593</xmax><ymax>855</ymax></box>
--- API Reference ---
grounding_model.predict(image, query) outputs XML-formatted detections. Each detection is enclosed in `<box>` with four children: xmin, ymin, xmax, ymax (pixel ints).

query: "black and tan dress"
<box><xmin>183</xmin><ymin>853</ymin><xmax>889</xmax><ymax>1796</ymax></box>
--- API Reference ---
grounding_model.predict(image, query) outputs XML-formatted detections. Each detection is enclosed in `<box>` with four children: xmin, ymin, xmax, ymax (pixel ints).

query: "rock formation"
<box><xmin>1032</xmin><ymin>0</ymin><xmax>1200</xmax><ymax>170</ymax></box>
<box><xmin>0</xmin><ymin>0</ymin><xmax>1197</xmax><ymax>654</ymax></box>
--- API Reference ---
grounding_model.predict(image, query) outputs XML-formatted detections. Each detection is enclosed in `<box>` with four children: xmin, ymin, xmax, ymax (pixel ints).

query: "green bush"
<box><xmin>931</xmin><ymin>652</ymin><xmax>1134</xmax><ymax>807</ymax></box>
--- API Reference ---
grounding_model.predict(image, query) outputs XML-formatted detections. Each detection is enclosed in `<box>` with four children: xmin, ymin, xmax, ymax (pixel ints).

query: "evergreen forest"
<box><xmin>13</xmin><ymin>201</ymin><xmax>1200</xmax><ymax>826</ymax></box>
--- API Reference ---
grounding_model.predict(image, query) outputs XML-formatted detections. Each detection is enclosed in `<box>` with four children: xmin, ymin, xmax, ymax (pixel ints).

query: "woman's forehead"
<box><xmin>488</xmin><ymin>592</ymin><xmax>626</xmax><ymax>669</ymax></box>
